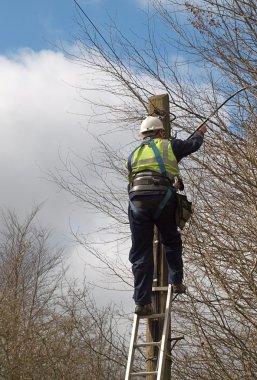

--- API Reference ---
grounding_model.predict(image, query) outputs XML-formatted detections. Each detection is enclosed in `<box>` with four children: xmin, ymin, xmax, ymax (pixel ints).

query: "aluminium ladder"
<box><xmin>125</xmin><ymin>284</ymin><xmax>183</xmax><ymax>379</ymax></box>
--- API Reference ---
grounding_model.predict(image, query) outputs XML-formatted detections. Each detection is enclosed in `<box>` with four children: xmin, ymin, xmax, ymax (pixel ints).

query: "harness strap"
<box><xmin>148</xmin><ymin>140</ymin><xmax>167</xmax><ymax>176</ymax></box>
<box><xmin>153</xmin><ymin>187</ymin><xmax>174</xmax><ymax>219</ymax></box>
<box><xmin>129</xmin><ymin>200</ymin><xmax>149</xmax><ymax>221</ymax></box>
<box><xmin>127</xmin><ymin>146</ymin><xmax>140</xmax><ymax>172</ymax></box>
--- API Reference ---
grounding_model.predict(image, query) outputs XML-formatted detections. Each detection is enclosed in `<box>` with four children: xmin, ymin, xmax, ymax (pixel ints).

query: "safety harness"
<box><xmin>127</xmin><ymin>138</ymin><xmax>176</xmax><ymax>219</ymax></box>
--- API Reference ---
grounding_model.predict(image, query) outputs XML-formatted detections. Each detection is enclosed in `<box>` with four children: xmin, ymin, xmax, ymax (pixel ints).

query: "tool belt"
<box><xmin>129</xmin><ymin>171</ymin><xmax>174</xmax><ymax>193</ymax></box>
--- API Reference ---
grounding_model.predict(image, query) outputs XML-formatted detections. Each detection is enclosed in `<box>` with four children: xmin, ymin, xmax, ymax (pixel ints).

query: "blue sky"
<box><xmin>0</xmin><ymin>0</ymin><xmax>148</xmax><ymax>53</ymax></box>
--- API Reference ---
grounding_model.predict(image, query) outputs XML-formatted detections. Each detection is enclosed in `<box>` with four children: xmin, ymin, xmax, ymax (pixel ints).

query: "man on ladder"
<box><xmin>126</xmin><ymin>116</ymin><xmax>207</xmax><ymax>315</ymax></box>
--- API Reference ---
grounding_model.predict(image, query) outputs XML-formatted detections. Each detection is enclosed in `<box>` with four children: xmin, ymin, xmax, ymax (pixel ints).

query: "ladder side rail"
<box><xmin>156</xmin><ymin>284</ymin><xmax>173</xmax><ymax>380</ymax></box>
<box><xmin>125</xmin><ymin>314</ymin><xmax>140</xmax><ymax>380</ymax></box>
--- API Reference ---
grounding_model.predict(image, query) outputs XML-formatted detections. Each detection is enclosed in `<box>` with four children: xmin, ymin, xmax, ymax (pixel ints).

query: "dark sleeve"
<box><xmin>171</xmin><ymin>131</ymin><xmax>204</xmax><ymax>162</ymax></box>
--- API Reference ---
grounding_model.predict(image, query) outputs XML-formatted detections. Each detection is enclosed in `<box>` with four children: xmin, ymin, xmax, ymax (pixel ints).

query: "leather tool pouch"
<box><xmin>175</xmin><ymin>194</ymin><xmax>193</xmax><ymax>230</ymax></box>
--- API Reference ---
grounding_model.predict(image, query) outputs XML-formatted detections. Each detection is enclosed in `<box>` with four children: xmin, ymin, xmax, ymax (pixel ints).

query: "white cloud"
<box><xmin>0</xmin><ymin>47</ymin><xmax>134</xmax><ymax>310</ymax></box>
<box><xmin>0</xmin><ymin>48</ymin><xmax>113</xmax><ymax>244</ymax></box>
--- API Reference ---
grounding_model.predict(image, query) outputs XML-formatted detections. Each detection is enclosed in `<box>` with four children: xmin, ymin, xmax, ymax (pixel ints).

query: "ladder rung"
<box><xmin>152</xmin><ymin>286</ymin><xmax>168</xmax><ymax>292</ymax></box>
<box><xmin>170</xmin><ymin>335</ymin><xmax>184</xmax><ymax>341</ymax></box>
<box><xmin>130</xmin><ymin>371</ymin><xmax>158</xmax><ymax>377</ymax></box>
<box><xmin>134</xmin><ymin>341</ymin><xmax>160</xmax><ymax>348</ymax></box>
<box><xmin>139</xmin><ymin>313</ymin><xmax>165</xmax><ymax>319</ymax></box>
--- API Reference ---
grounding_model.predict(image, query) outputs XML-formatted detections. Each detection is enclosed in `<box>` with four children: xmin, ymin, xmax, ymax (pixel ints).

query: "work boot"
<box><xmin>135</xmin><ymin>304</ymin><xmax>153</xmax><ymax>316</ymax></box>
<box><xmin>172</xmin><ymin>283</ymin><xmax>186</xmax><ymax>294</ymax></box>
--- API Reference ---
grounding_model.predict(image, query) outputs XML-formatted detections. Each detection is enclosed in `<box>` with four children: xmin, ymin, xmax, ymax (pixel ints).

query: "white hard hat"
<box><xmin>140</xmin><ymin>116</ymin><xmax>164</xmax><ymax>134</ymax></box>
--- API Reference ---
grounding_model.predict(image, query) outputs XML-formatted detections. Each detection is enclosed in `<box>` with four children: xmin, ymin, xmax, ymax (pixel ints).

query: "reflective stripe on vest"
<box><xmin>130</xmin><ymin>138</ymin><xmax>179</xmax><ymax>178</ymax></box>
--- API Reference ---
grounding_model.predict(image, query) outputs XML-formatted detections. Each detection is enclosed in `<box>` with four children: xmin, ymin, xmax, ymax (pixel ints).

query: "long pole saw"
<box><xmin>187</xmin><ymin>84</ymin><xmax>257</xmax><ymax>140</ymax></box>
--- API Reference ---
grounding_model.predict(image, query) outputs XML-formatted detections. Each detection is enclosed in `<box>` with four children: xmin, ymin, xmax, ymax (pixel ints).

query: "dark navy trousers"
<box><xmin>128</xmin><ymin>193</ymin><xmax>183</xmax><ymax>305</ymax></box>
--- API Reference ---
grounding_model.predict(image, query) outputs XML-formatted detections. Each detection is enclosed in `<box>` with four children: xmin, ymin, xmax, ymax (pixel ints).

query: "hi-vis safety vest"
<box><xmin>126</xmin><ymin>138</ymin><xmax>179</xmax><ymax>181</ymax></box>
